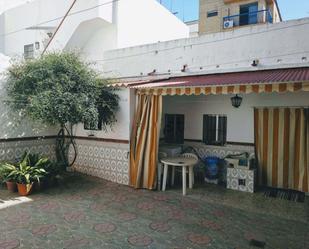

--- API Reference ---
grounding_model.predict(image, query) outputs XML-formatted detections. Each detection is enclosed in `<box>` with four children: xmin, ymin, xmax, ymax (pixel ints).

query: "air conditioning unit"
<box><xmin>223</xmin><ymin>20</ymin><xmax>234</xmax><ymax>29</ymax></box>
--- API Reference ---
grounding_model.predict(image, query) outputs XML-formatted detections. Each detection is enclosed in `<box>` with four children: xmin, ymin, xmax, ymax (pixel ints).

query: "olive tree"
<box><xmin>6</xmin><ymin>52</ymin><xmax>119</xmax><ymax>169</ymax></box>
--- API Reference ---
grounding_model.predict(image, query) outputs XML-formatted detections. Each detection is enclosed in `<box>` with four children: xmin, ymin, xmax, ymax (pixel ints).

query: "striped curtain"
<box><xmin>130</xmin><ymin>95</ymin><xmax>162</xmax><ymax>189</ymax></box>
<box><xmin>254</xmin><ymin>108</ymin><xmax>309</xmax><ymax>192</ymax></box>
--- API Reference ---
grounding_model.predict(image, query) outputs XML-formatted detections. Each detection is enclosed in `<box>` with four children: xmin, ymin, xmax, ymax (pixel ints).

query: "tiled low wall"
<box><xmin>183</xmin><ymin>141</ymin><xmax>255</xmax><ymax>159</ymax></box>
<box><xmin>1</xmin><ymin>137</ymin><xmax>253</xmax><ymax>186</ymax></box>
<box><xmin>0</xmin><ymin>136</ymin><xmax>130</xmax><ymax>186</ymax></box>
<box><xmin>71</xmin><ymin>138</ymin><xmax>130</xmax><ymax>185</ymax></box>
<box><xmin>0</xmin><ymin>138</ymin><xmax>56</xmax><ymax>162</ymax></box>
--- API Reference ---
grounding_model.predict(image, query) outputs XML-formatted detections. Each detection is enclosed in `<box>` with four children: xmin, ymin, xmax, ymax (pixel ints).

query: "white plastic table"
<box><xmin>161</xmin><ymin>157</ymin><xmax>197</xmax><ymax>195</ymax></box>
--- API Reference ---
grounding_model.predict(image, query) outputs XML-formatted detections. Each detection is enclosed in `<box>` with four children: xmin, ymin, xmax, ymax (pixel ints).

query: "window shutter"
<box><xmin>175</xmin><ymin>115</ymin><xmax>184</xmax><ymax>144</ymax></box>
<box><xmin>203</xmin><ymin>115</ymin><xmax>227</xmax><ymax>145</ymax></box>
<box><xmin>203</xmin><ymin>115</ymin><xmax>217</xmax><ymax>144</ymax></box>
<box><xmin>164</xmin><ymin>114</ymin><xmax>185</xmax><ymax>144</ymax></box>
<box><xmin>218</xmin><ymin>116</ymin><xmax>227</xmax><ymax>145</ymax></box>
<box><xmin>164</xmin><ymin>114</ymin><xmax>175</xmax><ymax>143</ymax></box>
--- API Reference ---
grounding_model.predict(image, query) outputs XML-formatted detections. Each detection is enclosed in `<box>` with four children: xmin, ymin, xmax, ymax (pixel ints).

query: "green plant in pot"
<box><xmin>0</xmin><ymin>163</ymin><xmax>17</xmax><ymax>192</ymax></box>
<box><xmin>20</xmin><ymin>152</ymin><xmax>61</xmax><ymax>188</ymax></box>
<box><xmin>7</xmin><ymin>154</ymin><xmax>47</xmax><ymax>196</ymax></box>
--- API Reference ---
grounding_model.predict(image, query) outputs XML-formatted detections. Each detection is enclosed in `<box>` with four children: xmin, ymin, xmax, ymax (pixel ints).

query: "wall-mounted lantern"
<box><xmin>231</xmin><ymin>94</ymin><xmax>242</xmax><ymax>108</ymax></box>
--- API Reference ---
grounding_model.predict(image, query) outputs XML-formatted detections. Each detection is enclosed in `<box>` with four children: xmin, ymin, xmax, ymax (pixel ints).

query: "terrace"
<box><xmin>223</xmin><ymin>9</ymin><xmax>273</xmax><ymax>29</ymax></box>
<box><xmin>0</xmin><ymin>174</ymin><xmax>308</xmax><ymax>249</ymax></box>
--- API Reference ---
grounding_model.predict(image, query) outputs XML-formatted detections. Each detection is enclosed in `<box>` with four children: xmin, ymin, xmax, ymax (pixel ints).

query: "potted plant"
<box><xmin>7</xmin><ymin>154</ymin><xmax>47</xmax><ymax>196</ymax></box>
<box><xmin>19</xmin><ymin>152</ymin><xmax>59</xmax><ymax>189</ymax></box>
<box><xmin>0</xmin><ymin>163</ymin><xmax>17</xmax><ymax>192</ymax></box>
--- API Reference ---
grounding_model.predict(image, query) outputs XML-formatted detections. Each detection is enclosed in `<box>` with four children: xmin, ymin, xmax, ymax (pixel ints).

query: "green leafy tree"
<box><xmin>5</xmin><ymin>52</ymin><xmax>119</xmax><ymax>168</ymax></box>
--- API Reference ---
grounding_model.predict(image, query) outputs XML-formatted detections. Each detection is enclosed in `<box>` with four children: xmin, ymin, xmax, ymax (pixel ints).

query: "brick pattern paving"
<box><xmin>0</xmin><ymin>174</ymin><xmax>308</xmax><ymax>249</ymax></box>
<box><xmin>127</xmin><ymin>235</ymin><xmax>153</xmax><ymax>247</ymax></box>
<box><xmin>0</xmin><ymin>239</ymin><xmax>20</xmax><ymax>249</ymax></box>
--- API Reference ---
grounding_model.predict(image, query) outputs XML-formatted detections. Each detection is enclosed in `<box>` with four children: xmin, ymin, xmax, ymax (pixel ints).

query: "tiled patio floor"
<box><xmin>0</xmin><ymin>174</ymin><xmax>308</xmax><ymax>249</ymax></box>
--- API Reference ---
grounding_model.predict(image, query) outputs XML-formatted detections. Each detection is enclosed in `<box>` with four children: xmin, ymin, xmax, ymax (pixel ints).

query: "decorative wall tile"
<box><xmin>0</xmin><ymin>139</ymin><xmax>56</xmax><ymax>162</ymax></box>
<box><xmin>70</xmin><ymin>139</ymin><xmax>129</xmax><ymax>185</ymax></box>
<box><xmin>227</xmin><ymin>168</ymin><xmax>256</xmax><ymax>193</ymax></box>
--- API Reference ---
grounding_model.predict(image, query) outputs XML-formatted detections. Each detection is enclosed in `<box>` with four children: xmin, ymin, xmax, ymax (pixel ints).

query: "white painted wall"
<box><xmin>0</xmin><ymin>0</ymin><xmax>188</xmax><ymax>59</ymax></box>
<box><xmin>0</xmin><ymin>0</ymin><xmax>115</xmax><ymax>57</ymax></box>
<box><xmin>46</xmin><ymin>0</ymin><xmax>115</xmax><ymax>53</ymax></box>
<box><xmin>162</xmin><ymin>91</ymin><xmax>309</xmax><ymax>143</ymax></box>
<box><xmin>67</xmin><ymin>0</ymin><xmax>189</xmax><ymax>61</ymax></box>
<box><xmin>0</xmin><ymin>0</ymin><xmax>33</xmax><ymax>53</ymax></box>
<box><xmin>74</xmin><ymin>88</ymin><xmax>132</xmax><ymax>140</ymax></box>
<box><xmin>0</xmin><ymin>0</ymin><xmax>34</xmax><ymax>14</ymax></box>
<box><xmin>116</xmin><ymin>0</ymin><xmax>189</xmax><ymax>48</ymax></box>
<box><xmin>1</xmin><ymin>0</ymin><xmax>69</xmax><ymax>56</ymax></box>
<box><xmin>102</xmin><ymin>18</ymin><xmax>309</xmax><ymax>78</ymax></box>
<box><xmin>67</xmin><ymin>19</ymin><xmax>117</xmax><ymax>62</ymax></box>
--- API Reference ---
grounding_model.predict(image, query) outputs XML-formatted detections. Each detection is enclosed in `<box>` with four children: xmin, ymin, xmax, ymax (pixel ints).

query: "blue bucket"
<box><xmin>204</xmin><ymin>157</ymin><xmax>220</xmax><ymax>179</ymax></box>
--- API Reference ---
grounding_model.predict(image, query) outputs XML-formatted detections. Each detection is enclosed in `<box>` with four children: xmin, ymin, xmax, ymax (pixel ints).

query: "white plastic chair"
<box><xmin>171</xmin><ymin>153</ymin><xmax>199</xmax><ymax>186</ymax></box>
<box><xmin>181</xmin><ymin>153</ymin><xmax>199</xmax><ymax>161</ymax></box>
<box><xmin>157</xmin><ymin>152</ymin><xmax>168</xmax><ymax>191</ymax></box>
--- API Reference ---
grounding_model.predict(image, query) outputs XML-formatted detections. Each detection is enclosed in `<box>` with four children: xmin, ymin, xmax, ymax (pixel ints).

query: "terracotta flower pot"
<box><xmin>6</xmin><ymin>181</ymin><xmax>17</xmax><ymax>192</ymax></box>
<box><xmin>17</xmin><ymin>183</ymin><xmax>33</xmax><ymax>196</ymax></box>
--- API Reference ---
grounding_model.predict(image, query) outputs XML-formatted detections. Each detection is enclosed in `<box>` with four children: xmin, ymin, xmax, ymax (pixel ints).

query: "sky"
<box><xmin>158</xmin><ymin>0</ymin><xmax>309</xmax><ymax>22</ymax></box>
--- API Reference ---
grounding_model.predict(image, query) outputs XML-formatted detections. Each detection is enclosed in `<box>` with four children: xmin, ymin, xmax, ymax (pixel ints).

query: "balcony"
<box><xmin>223</xmin><ymin>9</ymin><xmax>273</xmax><ymax>29</ymax></box>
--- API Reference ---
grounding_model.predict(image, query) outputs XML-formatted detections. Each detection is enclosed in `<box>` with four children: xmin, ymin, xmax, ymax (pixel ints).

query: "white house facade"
<box><xmin>100</xmin><ymin>17</ymin><xmax>308</xmax><ymax>192</ymax></box>
<box><xmin>0</xmin><ymin>1</ymin><xmax>308</xmax><ymax>192</ymax></box>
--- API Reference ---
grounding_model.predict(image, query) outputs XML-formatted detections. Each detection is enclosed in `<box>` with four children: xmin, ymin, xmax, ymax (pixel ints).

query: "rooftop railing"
<box><xmin>223</xmin><ymin>9</ymin><xmax>273</xmax><ymax>29</ymax></box>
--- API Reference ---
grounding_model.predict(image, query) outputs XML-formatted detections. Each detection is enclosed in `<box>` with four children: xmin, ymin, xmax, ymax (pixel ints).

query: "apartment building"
<box><xmin>199</xmin><ymin>0</ymin><xmax>281</xmax><ymax>34</ymax></box>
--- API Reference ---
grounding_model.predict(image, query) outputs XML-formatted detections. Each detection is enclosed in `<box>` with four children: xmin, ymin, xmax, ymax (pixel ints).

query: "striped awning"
<box><xmin>125</xmin><ymin>68</ymin><xmax>309</xmax><ymax>96</ymax></box>
<box><xmin>138</xmin><ymin>82</ymin><xmax>309</xmax><ymax>96</ymax></box>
